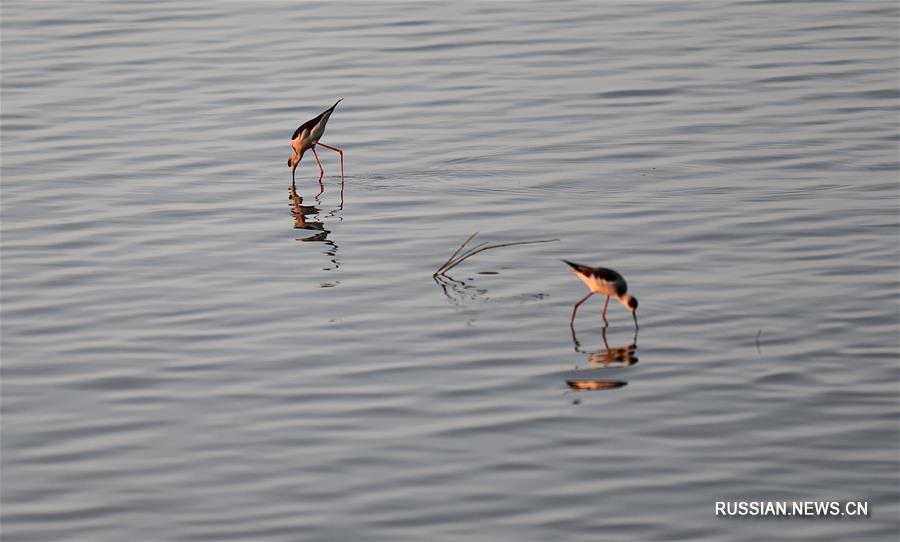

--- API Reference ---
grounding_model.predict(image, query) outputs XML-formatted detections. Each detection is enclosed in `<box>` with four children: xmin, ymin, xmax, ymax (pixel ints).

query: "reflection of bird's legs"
<box><xmin>316</xmin><ymin>142</ymin><xmax>344</xmax><ymax>180</ymax></box>
<box><xmin>601</xmin><ymin>296</ymin><xmax>610</xmax><ymax>327</ymax></box>
<box><xmin>337</xmin><ymin>174</ymin><xmax>344</xmax><ymax>210</ymax></box>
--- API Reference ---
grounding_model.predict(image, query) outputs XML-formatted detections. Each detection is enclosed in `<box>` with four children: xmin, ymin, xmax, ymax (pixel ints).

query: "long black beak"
<box><xmin>633</xmin><ymin>311</ymin><xmax>639</xmax><ymax>331</ymax></box>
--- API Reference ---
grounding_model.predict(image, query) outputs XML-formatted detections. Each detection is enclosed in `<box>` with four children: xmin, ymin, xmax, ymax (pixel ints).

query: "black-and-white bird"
<box><xmin>564</xmin><ymin>260</ymin><xmax>639</xmax><ymax>329</ymax></box>
<box><xmin>288</xmin><ymin>99</ymin><xmax>345</xmax><ymax>185</ymax></box>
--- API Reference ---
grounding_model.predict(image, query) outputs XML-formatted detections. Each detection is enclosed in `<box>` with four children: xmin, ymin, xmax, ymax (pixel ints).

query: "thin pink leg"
<box><xmin>601</xmin><ymin>296</ymin><xmax>610</xmax><ymax>327</ymax></box>
<box><xmin>311</xmin><ymin>147</ymin><xmax>325</xmax><ymax>177</ymax></box>
<box><xmin>569</xmin><ymin>292</ymin><xmax>593</xmax><ymax>351</ymax></box>
<box><xmin>570</xmin><ymin>292</ymin><xmax>594</xmax><ymax>328</ymax></box>
<box><xmin>316</xmin><ymin>142</ymin><xmax>344</xmax><ymax>179</ymax></box>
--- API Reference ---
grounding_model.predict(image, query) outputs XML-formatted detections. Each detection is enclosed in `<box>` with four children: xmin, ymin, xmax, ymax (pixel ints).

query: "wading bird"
<box><xmin>288</xmin><ymin>99</ymin><xmax>345</xmax><ymax>185</ymax></box>
<box><xmin>564</xmin><ymin>260</ymin><xmax>638</xmax><ymax>329</ymax></box>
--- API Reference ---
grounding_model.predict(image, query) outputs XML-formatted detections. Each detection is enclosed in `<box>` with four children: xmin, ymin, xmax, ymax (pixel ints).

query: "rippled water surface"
<box><xmin>3</xmin><ymin>1</ymin><xmax>898</xmax><ymax>540</ymax></box>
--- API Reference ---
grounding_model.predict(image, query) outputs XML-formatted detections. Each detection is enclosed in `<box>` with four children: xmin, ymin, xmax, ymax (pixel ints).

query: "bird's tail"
<box><xmin>562</xmin><ymin>259</ymin><xmax>592</xmax><ymax>276</ymax></box>
<box><xmin>330</xmin><ymin>98</ymin><xmax>343</xmax><ymax>111</ymax></box>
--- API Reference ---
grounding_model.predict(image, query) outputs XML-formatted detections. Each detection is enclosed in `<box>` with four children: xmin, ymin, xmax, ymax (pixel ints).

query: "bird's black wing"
<box><xmin>563</xmin><ymin>260</ymin><xmax>627</xmax><ymax>294</ymax></box>
<box><xmin>291</xmin><ymin>116</ymin><xmax>319</xmax><ymax>141</ymax></box>
<box><xmin>291</xmin><ymin>99</ymin><xmax>343</xmax><ymax>140</ymax></box>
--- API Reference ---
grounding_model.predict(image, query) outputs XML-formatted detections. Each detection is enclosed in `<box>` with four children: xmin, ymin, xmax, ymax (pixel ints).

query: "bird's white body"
<box><xmin>573</xmin><ymin>271</ymin><xmax>627</xmax><ymax>300</ymax></box>
<box><xmin>291</xmin><ymin>109</ymin><xmax>332</xmax><ymax>156</ymax></box>
<box><xmin>566</xmin><ymin>261</ymin><xmax>628</xmax><ymax>299</ymax></box>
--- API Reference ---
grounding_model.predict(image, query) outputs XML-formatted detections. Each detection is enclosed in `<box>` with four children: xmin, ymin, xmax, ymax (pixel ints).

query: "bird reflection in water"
<box><xmin>571</xmin><ymin>325</ymin><xmax>638</xmax><ymax>366</ymax></box>
<box><xmin>292</xmin><ymin>164</ymin><xmax>345</xmax><ymax>211</ymax></box>
<box><xmin>289</xmin><ymin>183</ymin><xmax>341</xmax><ymax>273</ymax></box>
<box><xmin>566</xmin><ymin>326</ymin><xmax>637</xmax><ymax>393</ymax></box>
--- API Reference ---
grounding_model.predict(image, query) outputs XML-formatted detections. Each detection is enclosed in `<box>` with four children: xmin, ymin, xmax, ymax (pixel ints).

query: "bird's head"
<box><xmin>623</xmin><ymin>294</ymin><xmax>639</xmax><ymax>328</ymax></box>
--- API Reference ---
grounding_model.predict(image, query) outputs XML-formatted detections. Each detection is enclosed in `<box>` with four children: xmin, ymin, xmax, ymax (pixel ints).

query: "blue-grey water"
<box><xmin>2</xmin><ymin>1</ymin><xmax>898</xmax><ymax>541</ymax></box>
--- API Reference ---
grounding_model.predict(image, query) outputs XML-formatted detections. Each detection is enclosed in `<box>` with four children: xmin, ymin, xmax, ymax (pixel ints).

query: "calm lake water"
<box><xmin>2</xmin><ymin>1</ymin><xmax>898</xmax><ymax>540</ymax></box>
